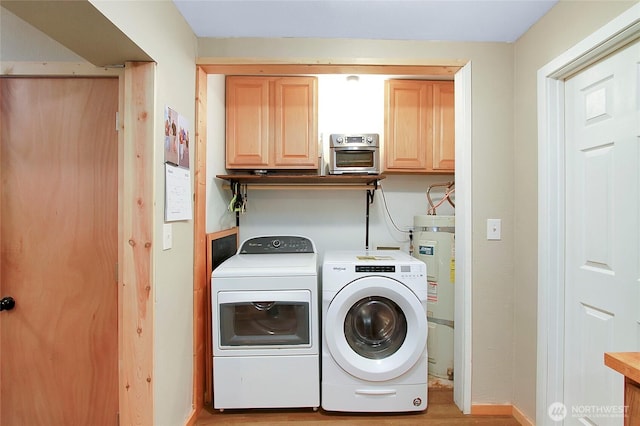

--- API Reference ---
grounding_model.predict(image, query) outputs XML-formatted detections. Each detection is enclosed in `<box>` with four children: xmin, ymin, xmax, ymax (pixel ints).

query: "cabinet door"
<box><xmin>430</xmin><ymin>81</ymin><xmax>455</xmax><ymax>172</ymax></box>
<box><xmin>273</xmin><ymin>77</ymin><xmax>318</xmax><ymax>168</ymax></box>
<box><xmin>384</xmin><ymin>80</ymin><xmax>430</xmax><ymax>171</ymax></box>
<box><xmin>226</xmin><ymin>77</ymin><xmax>270</xmax><ymax>168</ymax></box>
<box><xmin>384</xmin><ymin>79</ymin><xmax>455</xmax><ymax>174</ymax></box>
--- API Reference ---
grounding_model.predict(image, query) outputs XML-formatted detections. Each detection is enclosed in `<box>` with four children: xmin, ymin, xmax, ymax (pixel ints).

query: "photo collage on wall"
<box><xmin>164</xmin><ymin>106</ymin><xmax>190</xmax><ymax>169</ymax></box>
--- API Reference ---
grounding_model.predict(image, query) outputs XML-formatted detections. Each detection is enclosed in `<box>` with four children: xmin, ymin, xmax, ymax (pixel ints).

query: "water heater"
<box><xmin>413</xmin><ymin>215</ymin><xmax>455</xmax><ymax>380</ymax></box>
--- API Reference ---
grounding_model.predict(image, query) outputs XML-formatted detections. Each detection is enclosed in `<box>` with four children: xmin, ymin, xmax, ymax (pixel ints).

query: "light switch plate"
<box><xmin>163</xmin><ymin>223</ymin><xmax>173</xmax><ymax>250</ymax></box>
<box><xmin>487</xmin><ymin>219</ymin><xmax>501</xmax><ymax>240</ymax></box>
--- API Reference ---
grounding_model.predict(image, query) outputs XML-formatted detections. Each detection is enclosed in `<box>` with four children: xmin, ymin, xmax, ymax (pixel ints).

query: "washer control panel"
<box><xmin>355</xmin><ymin>263</ymin><xmax>424</xmax><ymax>280</ymax></box>
<box><xmin>355</xmin><ymin>265</ymin><xmax>395</xmax><ymax>273</ymax></box>
<box><xmin>239</xmin><ymin>236</ymin><xmax>315</xmax><ymax>254</ymax></box>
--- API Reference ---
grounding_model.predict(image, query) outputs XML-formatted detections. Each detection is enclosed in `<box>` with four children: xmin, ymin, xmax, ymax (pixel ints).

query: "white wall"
<box><xmin>0</xmin><ymin>8</ymin><xmax>84</xmax><ymax>62</ymax></box>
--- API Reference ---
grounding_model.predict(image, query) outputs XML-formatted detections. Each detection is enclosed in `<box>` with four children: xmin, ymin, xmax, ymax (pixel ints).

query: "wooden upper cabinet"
<box><xmin>432</xmin><ymin>81</ymin><xmax>455</xmax><ymax>171</ymax></box>
<box><xmin>226</xmin><ymin>77</ymin><xmax>270</xmax><ymax>168</ymax></box>
<box><xmin>226</xmin><ymin>76</ymin><xmax>318</xmax><ymax>170</ymax></box>
<box><xmin>384</xmin><ymin>80</ymin><xmax>430</xmax><ymax>171</ymax></box>
<box><xmin>273</xmin><ymin>77</ymin><xmax>318</xmax><ymax>168</ymax></box>
<box><xmin>384</xmin><ymin>79</ymin><xmax>455</xmax><ymax>174</ymax></box>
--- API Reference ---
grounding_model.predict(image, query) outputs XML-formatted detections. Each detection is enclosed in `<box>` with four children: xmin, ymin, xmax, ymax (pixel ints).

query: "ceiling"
<box><xmin>172</xmin><ymin>0</ymin><xmax>558</xmax><ymax>43</ymax></box>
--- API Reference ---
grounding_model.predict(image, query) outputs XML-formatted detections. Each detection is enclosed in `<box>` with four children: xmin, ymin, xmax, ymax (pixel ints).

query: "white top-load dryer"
<box><xmin>212</xmin><ymin>236</ymin><xmax>319</xmax><ymax>411</ymax></box>
<box><xmin>322</xmin><ymin>250</ymin><xmax>428</xmax><ymax>412</ymax></box>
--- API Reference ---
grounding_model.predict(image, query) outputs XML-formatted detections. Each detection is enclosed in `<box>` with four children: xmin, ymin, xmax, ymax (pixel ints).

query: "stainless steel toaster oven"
<box><xmin>329</xmin><ymin>133</ymin><xmax>380</xmax><ymax>174</ymax></box>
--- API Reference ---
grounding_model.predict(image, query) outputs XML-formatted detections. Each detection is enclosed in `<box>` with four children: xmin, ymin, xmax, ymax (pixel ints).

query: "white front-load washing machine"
<box><xmin>322</xmin><ymin>250</ymin><xmax>428</xmax><ymax>412</ymax></box>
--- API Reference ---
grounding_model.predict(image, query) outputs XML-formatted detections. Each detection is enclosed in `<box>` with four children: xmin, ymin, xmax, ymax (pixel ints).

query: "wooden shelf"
<box><xmin>216</xmin><ymin>173</ymin><xmax>385</xmax><ymax>189</ymax></box>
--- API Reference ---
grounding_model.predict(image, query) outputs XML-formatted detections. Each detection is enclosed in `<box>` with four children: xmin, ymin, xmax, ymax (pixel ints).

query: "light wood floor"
<box><xmin>194</xmin><ymin>389</ymin><xmax>520</xmax><ymax>425</ymax></box>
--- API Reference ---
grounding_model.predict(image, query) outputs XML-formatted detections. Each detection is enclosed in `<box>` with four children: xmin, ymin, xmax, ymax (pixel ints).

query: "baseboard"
<box><xmin>470</xmin><ymin>404</ymin><xmax>513</xmax><ymax>416</ymax></box>
<box><xmin>470</xmin><ymin>404</ymin><xmax>534</xmax><ymax>426</ymax></box>
<box><xmin>184</xmin><ymin>407</ymin><xmax>198</xmax><ymax>426</ymax></box>
<box><xmin>512</xmin><ymin>405</ymin><xmax>535</xmax><ymax>426</ymax></box>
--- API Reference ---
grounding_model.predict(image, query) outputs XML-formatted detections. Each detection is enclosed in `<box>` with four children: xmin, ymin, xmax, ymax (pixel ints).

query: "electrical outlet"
<box><xmin>487</xmin><ymin>219</ymin><xmax>501</xmax><ymax>240</ymax></box>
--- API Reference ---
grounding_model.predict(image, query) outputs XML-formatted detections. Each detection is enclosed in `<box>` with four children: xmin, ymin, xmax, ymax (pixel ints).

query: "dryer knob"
<box><xmin>271</xmin><ymin>239</ymin><xmax>281</xmax><ymax>248</ymax></box>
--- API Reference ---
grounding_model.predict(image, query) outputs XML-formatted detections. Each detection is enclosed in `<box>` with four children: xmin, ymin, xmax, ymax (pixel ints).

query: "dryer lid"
<box><xmin>212</xmin><ymin>252</ymin><xmax>318</xmax><ymax>277</ymax></box>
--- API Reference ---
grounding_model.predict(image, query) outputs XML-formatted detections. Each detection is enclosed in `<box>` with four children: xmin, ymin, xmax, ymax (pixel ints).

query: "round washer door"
<box><xmin>325</xmin><ymin>275</ymin><xmax>427</xmax><ymax>382</ymax></box>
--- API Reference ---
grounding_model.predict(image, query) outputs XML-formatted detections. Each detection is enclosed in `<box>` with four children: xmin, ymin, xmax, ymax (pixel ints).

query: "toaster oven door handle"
<box><xmin>332</xmin><ymin>146</ymin><xmax>375</xmax><ymax>151</ymax></box>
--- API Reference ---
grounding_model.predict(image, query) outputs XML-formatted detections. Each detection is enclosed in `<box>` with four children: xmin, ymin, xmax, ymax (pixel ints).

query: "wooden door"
<box><xmin>564</xmin><ymin>40</ymin><xmax>639</xmax><ymax>425</ymax></box>
<box><xmin>273</xmin><ymin>76</ymin><xmax>318</xmax><ymax>169</ymax></box>
<box><xmin>0</xmin><ymin>77</ymin><xmax>119</xmax><ymax>425</ymax></box>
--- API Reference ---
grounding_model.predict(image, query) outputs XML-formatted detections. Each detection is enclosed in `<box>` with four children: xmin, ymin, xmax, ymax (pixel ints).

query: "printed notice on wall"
<box><xmin>165</xmin><ymin>163</ymin><xmax>192</xmax><ymax>221</ymax></box>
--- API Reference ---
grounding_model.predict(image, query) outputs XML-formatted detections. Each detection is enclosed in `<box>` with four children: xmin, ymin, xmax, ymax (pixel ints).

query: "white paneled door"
<box><xmin>564</xmin><ymin>40</ymin><xmax>640</xmax><ymax>425</ymax></box>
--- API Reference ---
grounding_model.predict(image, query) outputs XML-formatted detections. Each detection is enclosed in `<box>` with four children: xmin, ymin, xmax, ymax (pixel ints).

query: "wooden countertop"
<box><xmin>605</xmin><ymin>352</ymin><xmax>640</xmax><ymax>384</ymax></box>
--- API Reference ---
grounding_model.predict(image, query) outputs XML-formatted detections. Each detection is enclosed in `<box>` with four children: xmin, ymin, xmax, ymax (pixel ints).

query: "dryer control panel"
<box><xmin>239</xmin><ymin>236</ymin><xmax>315</xmax><ymax>254</ymax></box>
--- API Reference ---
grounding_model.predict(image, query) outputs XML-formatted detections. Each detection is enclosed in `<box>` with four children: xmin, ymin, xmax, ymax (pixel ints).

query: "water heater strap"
<box><xmin>427</xmin><ymin>316</ymin><xmax>455</xmax><ymax>329</ymax></box>
<box><xmin>416</xmin><ymin>226</ymin><xmax>455</xmax><ymax>233</ymax></box>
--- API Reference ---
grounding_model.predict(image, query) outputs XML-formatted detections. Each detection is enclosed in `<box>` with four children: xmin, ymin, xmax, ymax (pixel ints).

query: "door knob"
<box><xmin>0</xmin><ymin>297</ymin><xmax>15</xmax><ymax>311</ymax></box>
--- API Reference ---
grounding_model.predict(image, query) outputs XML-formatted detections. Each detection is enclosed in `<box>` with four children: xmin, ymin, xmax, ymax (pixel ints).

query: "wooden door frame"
<box><xmin>191</xmin><ymin>60</ymin><xmax>473</xmax><ymax>416</ymax></box>
<box><xmin>1</xmin><ymin>61</ymin><xmax>156</xmax><ymax>425</ymax></box>
<box><xmin>120</xmin><ymin>61</ymin><xmax>155</xmax><ymax>425</ymax></box>
<box><xmin>536</xmin><ymin>5</ymin><xmax>640</xmax><ymax>425</ymax></box>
